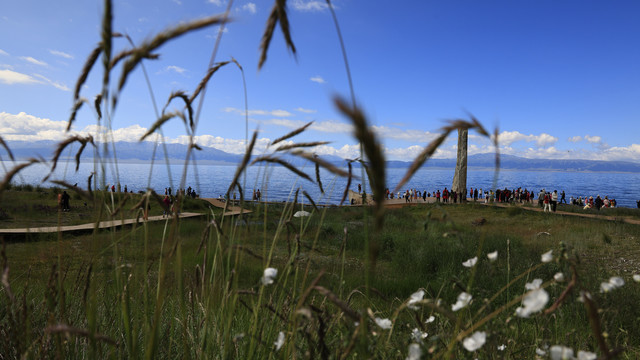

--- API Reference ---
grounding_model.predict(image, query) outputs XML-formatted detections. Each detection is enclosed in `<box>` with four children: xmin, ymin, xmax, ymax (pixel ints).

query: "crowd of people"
<box><xmin>362</xmin><ymin>185</ymin><xmax>629</xmax><ymax>212</ymax></box>
<box><xmin>379</xmin><ymin>186</ymin><xmax>542</xmax><ymax>205</ymax></box>
<box><xmin>569</xmin><ymin>194</ymin><xmax>617</xmax><ymax>210</ymax></box>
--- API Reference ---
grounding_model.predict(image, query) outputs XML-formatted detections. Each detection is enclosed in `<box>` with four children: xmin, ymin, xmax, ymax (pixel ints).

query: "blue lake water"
<box><xmin>2</xmin><ymin>160</ymin><xmax>640</xmax><ymax>208</ymax></box>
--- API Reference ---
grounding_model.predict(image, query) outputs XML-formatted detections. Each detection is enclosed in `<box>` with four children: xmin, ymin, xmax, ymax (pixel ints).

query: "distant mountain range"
<box><xmin>2</xmin><ymin>140</ymin><xmax>640</xmax><ymax>173</ymax></box>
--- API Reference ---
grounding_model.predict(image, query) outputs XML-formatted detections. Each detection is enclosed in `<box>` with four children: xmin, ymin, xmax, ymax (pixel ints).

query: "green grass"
<box><xmin>3</xmin><ymin>196</ymin><xmax>640</xmax><ymax>358</ymax></box>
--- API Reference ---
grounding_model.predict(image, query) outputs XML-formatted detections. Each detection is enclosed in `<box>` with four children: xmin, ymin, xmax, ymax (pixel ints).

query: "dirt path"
<box><xmin>349</xmin><ymin>191</ymin><xmax>640</xmax><ymax>225</ymax></box>
<box><xmin>0</xmin><ymin>212</ymin><xmax>204</xmax><ymax>236</ymax></box>
<box><xmin>481</xmin><ymin>201</ymin><xmax>640</xmax><ymax>225</ymax></box>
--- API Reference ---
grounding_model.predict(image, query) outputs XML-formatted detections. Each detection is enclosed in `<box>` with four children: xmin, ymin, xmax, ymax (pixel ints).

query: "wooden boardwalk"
<box><xmin>201</xmin><ymin>198</ymin><xmax>252</xmax><ymax>216</ymax></box>
<box><xmin>0</xmin><ymin>212</ymin><xmax>204</xmax><ymax>236</ymax></box>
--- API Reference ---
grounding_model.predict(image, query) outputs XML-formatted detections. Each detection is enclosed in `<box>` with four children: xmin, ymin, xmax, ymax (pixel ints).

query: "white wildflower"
<box><xmin>462</xmin><ymin>256</ymin><xmax>478</xmax><ymax>268</ymax></box>
<box><xmin>541</xmin><ymin>250</ymin><xmax>553</xmax><ymax>263</ymax></box>
<box><xmin>374</xmin><ymin>317</ymin><xmax>392</xmax><ymax>330</ymax></box>
<box><xmin>261</xmin><ymin>267</ymin><xmax>278</xmax><ymax>285</ymax></box>
<box><xmin>633</xmin><ymin>274</ymin><xmax>640</xmax><ymax>282</ymax></box>
<box><xmin>274</xmin><ymin>331</ymin><xmax>285</xmax><ymax>351</ymax></box>
<box><xmin>411</xmin><ymin>328</ymin><xmax>428</xmax><ymax>343</ymax></box>
<box><xmin>497</xmin><ymin>344</ymin><xmax>506</xmax><ymax>351</ymax></box>
<box><xmin>554</xmin><ymin>272</ymin><xmax>565</xmax><ymax>282</ymax></box>
<box><xmin>609</xmin><ymin>276</ymin><xmax>624</xmax><ymax>287</ymax></box>
<box><xmin>577</xmin><ymin>350</ymin><xmax>597</xmax><ymax>360</ymax></box>
<box><xmin>487</xmin><ymin>251</ymin><xmax>498</xmax><ymax>262</ymax></box>
<box><xmin>425</xmin><ymin>315</ymin><xmax>435</xmax><ymax>324</ymax></box>
<box><xmin>515</xmin><ymin>288</ymin><xmax>549</xmax><ymax>317</ymax></box>
<box><xmin>536</xmin><ymin>347</ymin><xmax>547</xmax><ymax>356</ymax></box>
<box><xmin>525</xmin><ymin>278</ymin><xmax>544</xmax><ymax>290</ymax></box>
<box><xmin>406</xmin><ymin>343</ymin><xmax>422</xmax><ymax>360</ymax></box>
<box><xmin>550</xmin><ymin>345</ymin><xmax>574</xmax><ymax>360</ymax></box>
<box><xmin>408</xmin><ymin>290</ymin><xmax>425</xmax><ymax>310</ymax></box>
<box><xmin>462</xmin><ymin>331</ymin><xmax>486</xmax><ymax>352</ymax></box>
<box><xmin>293</xmin><ymin>210</ymin><xmax>311</xmax><ymax>217</ymax></box>
<box><xmin>600</xmin><ymin>276</ymin><xmax>625</xmax><ymax>293</ymax></box>
<box><xmin>451</xmin><ymin>292</ymin><xmax>472</xmax><ymax>311</ymax></box>
<box><xmin>577</xmin><ymin>291</ymin><xmax>592</xmax><ymax>303</ymax></box>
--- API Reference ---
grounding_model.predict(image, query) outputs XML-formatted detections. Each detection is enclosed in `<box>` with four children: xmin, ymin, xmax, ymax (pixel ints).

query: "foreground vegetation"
<box><xmin>2</xmin><ymin>187</ymin><xmax>640</xmax><ymax>358</ymax></box>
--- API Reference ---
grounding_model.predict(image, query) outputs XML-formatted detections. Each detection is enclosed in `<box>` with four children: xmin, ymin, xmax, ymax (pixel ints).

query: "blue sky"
<box><xmin>1</xmin><ymin>0</ymin><xmax>639</xmax><ymax>162</ymax></box>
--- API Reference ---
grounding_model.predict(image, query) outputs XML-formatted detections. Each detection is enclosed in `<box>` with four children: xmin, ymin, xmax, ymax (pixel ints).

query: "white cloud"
<box><xmin>291</xmin><ymin>0</ymin><xmax>328</xmax><ymax>12</ymax></box>
<box><xmin>0</xmin><ymin>112</ymin><xmax>68</xmax><ymax>141</ymax></box>
<box><xmin>83</xmin><ymin>124</ymin><xmax>149</xmax><ymax>142</ymax></box>
<box><xmin>313</xmin><ymin>144</ymin><xmax>361</xmax><ymax>159</ymax></box>
<box><xmin>205</xmin><ymin>27</ymin><xmax>229</xmax><ymax>39</ymax></box>
<box><xmin>597</xmin><ymin>144</ymin><xmax>640</xmax><ymax>162</ymax></box>
<box><xmin>172</xmin><ymin>0</ymin><xmax>182</xmax><ymax>4</ymax></box>
<box><xmin>0</xmin><ymin>70</ymin><xmax>69</xmax><ymax>91</ymax></box>
<box><xmin>165</xmin><ymin>65</ymin><xmax>187</xmax><ymax>74</ymax></box>
<box><xmin>265</xmin><ymin>118</ymin><xmax>305</xmax><ymax>128</ymax></box>
<box><xmin>584</xmin><ymin>135</ymin><xmax>602</xmax><ymax>144</ymax></box>
<box><xmin>223</xmin><ymin>107</ymin><xmax>292</xmax><ymax>117</ymax></box>
<box><xmin>20</xmin><ymin>56</ymin><xmax>48</xmax><ymax>67</ymax></box>
<box><xmin>242</xmin><ymin>2</ymin><xmax>257</xmax><ymax>14</ymax></box>
<box><xmin>49</xmin><ymin>49</ymin><xmax>73</xmax><ymax>59</ymax></box>
<box><xmin>260</xmin><ymin>117</ymin><xmax>352</xmax><ymax>134</ymax></box>
<box><xmin>310</xmin><ymin>76</ymin><xmax>325</xmax><ymax>84</ymax></box>
<box><xmin>173</xmin><ymin>134</ymin><xmax>272</xmax><ymax>154</ymax></box>
<box><xmin>371</xmin><ymin>125</ymin><xmax>439</xmax><ymax>143</ymax></box>
<box><xmin>568</xmin><ymin>136</ymin><xmax>582</xmax><ymax>142</ymax></box>
<box><xmin>295</xmin><ymin>107</ymin><xmax>317</xmax><ymax>114</ymax></box>
<box><xmin>535</xmin><ymin>133</ymin><xmax>557</xmax><ymax>147</ymax></box>
<box><xmin>208</xmin><ymin>0</ymin><xmax>224</xmax><ymax>6</ymax></box>
<box><xmin>31</xmin><ymin>74</ymin><xmax>70</xmax><ymax>91</ymax></box>
<box><xmin>0</xmin><ymin>64</ymin><xmax>13</xmax><ymax>70</ymax></box>
<box><xmin>0</xmin><ymin>49</ymin><xmax>8</xmax><ymax>56</ymax></box>
<box><xmin>495</xmin><ymin>131</ymin><xmax>558</xmax><ymax>147</ymax></box>
<box><xmin>311</xmin><ymin>120</ymin><xmax>352</xmax><ymax>133</ymax></box>
<box><xmin>269</xmin><ymin>110</ymin><xmax>290</xmax><ymax>117</ymax></box>
<box><xmin>0</xmin><ymin>69</ymin><xmax>40</xmax><ymax>85</ymax></box>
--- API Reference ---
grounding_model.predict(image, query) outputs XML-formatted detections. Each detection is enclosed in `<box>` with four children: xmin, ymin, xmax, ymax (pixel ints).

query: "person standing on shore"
<box><xmin>61</xmin><ymin>191</ymin><xmax>70</xmax><ymax>212</ymax></box>
<box><xmin>551</xmin><ymin>190</ymin><xmax>558</xmax><ymax>212</ymax></box>
<box><xmin>538</xmin><ymin>189</ymin><xmax>545</xmax><ymax>208</ymax></box>
<box><xmin>560</xmin><ymin>190</ymin><xmax>566</xmax><ymax>204</ymax></box>
<box><xmin>595</xmin><ymin>195</ymin><xmax>603</xmax><ymax>210</ymax></box>
<box><xmin>543</xmin><ymin>192</ymin><xmax>551</xmax><ymax>212</ymax></box>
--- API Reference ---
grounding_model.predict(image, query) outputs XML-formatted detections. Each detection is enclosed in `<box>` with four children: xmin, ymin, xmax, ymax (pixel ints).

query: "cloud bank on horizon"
<box><xmin>0</xmin><ymin>1</ymin><xmax>639</xmax><ymax>164</ymax></box>
<box><xmin>2</xmin><ymin>110</ymin><xmax>640</xmax><ymax>163</ymax></box>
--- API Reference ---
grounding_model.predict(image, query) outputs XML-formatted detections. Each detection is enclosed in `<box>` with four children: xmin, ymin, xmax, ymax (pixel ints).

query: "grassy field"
<box><xmin>2</xmin><ymin>187</ymin><xmax>640</xmax><ymax>358</ymax></box>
